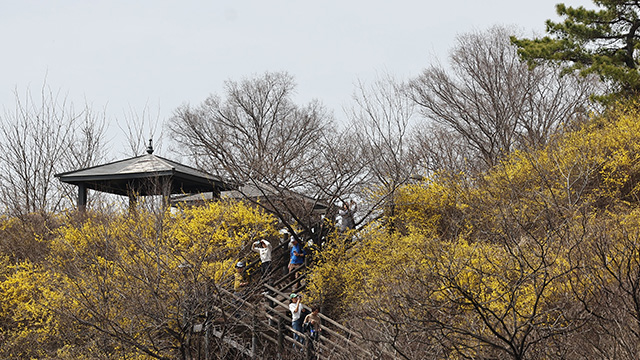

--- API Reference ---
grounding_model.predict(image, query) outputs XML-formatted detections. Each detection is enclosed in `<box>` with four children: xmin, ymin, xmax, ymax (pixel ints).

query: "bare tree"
<box><xmin>170</xmin><ymin>72</ymin><xmax>327</xmax><ymax>185</ymax></box>
<box><xmin>0</xmin><ymin>84</ymin><xmax>107</xmax><ymax>216</ymax></box>
<box><xmin>409</xmin><ymin>26</ymin><xmax>600</xmax><ymax>170</ymax></box>
<box><xmin>409</xmin><ymin>121</ymin><xmax>475</xmax><ymax>174</ymax></box>
<box><xmin>311</xmin><ymin>128</ymin><xmax>372</xmax><ymax>223</ymax></box>
<box><xmin>169</xmin><ymin>72</ymin><xmax>352</xmax><ymax>240</ymax></box>
<box><xmin>346</xmin><ymin>74</ymin><xmax>418</xmax><ymax>231</ymax></box>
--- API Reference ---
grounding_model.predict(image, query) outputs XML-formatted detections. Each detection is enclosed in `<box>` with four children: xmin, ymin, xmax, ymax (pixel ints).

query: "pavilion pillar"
<box><xmin>78</xmin><ymin>183</ymin><xmax>87</xmax><ymax>212</ymax></box>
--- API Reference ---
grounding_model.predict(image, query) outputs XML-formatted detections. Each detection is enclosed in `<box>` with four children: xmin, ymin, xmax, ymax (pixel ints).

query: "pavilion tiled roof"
<box><xmin>56</xmin><ymin>153</ymin><xmax>233</xmax><ymax>197</ymax></box>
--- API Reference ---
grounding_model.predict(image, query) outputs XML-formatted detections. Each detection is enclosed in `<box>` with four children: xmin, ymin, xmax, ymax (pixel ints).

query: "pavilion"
<box><xmin>55</xmin><ymin>140</ymin><xmax>234</xmax><ymax>211</ymax></box>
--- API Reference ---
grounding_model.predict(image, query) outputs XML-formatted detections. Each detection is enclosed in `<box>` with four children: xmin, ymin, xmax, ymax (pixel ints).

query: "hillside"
<box><xmin>2</xmin><ymin>101</ymin><xmax>640</xmax><ymax>359</ymax></box>
<box><xmin>306</xmin><ymin>100</ymin><xmax>640</xmax><ymax>359</ymax></box>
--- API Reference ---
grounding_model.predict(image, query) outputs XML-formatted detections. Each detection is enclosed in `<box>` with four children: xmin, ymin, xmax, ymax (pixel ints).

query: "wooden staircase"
<box><xmin>186</xmin><ymin>240</ymin><xmax>393</xmax><ymax>359</ymax></box>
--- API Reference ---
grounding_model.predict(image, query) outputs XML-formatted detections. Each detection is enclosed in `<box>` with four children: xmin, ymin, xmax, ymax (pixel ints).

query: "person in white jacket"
<box><xmin>289</xmin><ymin>293</ymin><xmax>305</xmax><ymax>346</ymax></box>
<box><xmin>251</xmin><ymin>239</ymin><xmax>272</xmax><ymax>280</ymax></box>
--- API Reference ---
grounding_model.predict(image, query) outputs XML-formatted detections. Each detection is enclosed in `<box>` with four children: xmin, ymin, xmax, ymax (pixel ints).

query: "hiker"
<box><xmin>338</xmin><ymin>200</ymin><xmax>357</xmax><ymax>231</ymax></box>
<box><xmin>289</xmin><ymin>293</ymin><xmax>305</xmax><ymax>346</ymax></box>
<box><xmin>288</xmin><ymin>237</ymin><xmax>306</xmax><ymax>290</ymax></box>
<box><xmin>233</xmin><ymin>261</ymin><xmax>249</xmax><ymax>297</ymax></box>
<box><xmin>251</xmin><ymin>239</ymin><xmax>272</xmax><ymax>280</ymax></box>
<box><xmin>303</xmin><ymin>306</ymin><xmax>322</xmax><ymax>341</ymax></box>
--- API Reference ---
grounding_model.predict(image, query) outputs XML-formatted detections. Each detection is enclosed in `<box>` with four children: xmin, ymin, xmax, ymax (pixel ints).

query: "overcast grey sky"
<box><xmin>1</xmin><ymin>0</ymin><xmax>593</xmax><ymax>155</ymax></box>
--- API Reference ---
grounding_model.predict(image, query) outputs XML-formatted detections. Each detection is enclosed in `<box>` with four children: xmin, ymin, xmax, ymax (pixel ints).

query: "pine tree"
<box><xmin>513</xmin><ymin>1</ymin><xmax>640</xmax><ymax>100</ymax></box>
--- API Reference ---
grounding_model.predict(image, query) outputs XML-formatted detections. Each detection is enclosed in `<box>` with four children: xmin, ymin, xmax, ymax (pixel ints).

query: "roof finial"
<box><xmin>146</xmin><ymin>139</ymin><xmax>154</xmax><ymax>154</ymax></box>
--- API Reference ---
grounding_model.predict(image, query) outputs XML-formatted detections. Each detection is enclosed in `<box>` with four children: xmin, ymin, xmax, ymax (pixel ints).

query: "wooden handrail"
<box><xmin>207</xmin><ymin>252</ymin><xmax>390</xmax><ymax>360</ymax></box>
<box><xmin>271</xmin><ymin>263</ymin><xmax>306</xmax><ymax>288</ymax></box>
<box><xmin>263</xmin><ymin>284</ymin><xmax>357</xmax><ymax>335</ymax></box>
<box><xmin>261</xmin><ymin>290</ymin><xmax>374</xmax><ymax>358</ymax></box>
<box><xmin>202</xmin><ymin>282</ymin><xmax>389</xmax><ymax>359</ymax></box>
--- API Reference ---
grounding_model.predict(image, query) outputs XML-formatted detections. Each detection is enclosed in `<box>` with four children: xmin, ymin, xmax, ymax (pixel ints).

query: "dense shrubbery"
<box><xmin>307</xmin><ymin>100</ymin><xmax>640</xmax><ymax>359</ymax></box>
<box><xmin>5</xmin><ymin>100</ymin><xmax>640</xmax><ymax>358</ymax></box>
<box><xmin>0</xmin><ymin>201</ymin><xmax>277</xmax><ymax>359</ymax></box>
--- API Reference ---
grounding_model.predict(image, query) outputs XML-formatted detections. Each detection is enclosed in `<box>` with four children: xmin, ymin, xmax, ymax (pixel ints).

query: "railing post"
<box><xmin>204</xmin><ymin>313</ymin><xmax>209</xmax><ymax>360</ymax></box>
<box><xmin>277</xmin><ymin>316</ymin><xmax>284</xmax><ymax>351</ymax></box>
<box><xmin>305</xmin><ymin>333</ymin><xmax>313</xmax><ymax>360</ymax></box>
<box><xmin>267</xmin><ymin>295</ymin><xmax>276</xmax><ymax>327</ymax></box>
<box><xmin>251</xmin><ymin>313</ymin><xmax>257</xmax><ymax>359</ymax></box>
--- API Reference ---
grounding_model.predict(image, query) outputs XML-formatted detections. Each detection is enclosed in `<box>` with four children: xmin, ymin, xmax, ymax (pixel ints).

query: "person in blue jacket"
<box><xmin>288</xmin><ymin>236</ymin><xmax>306</xmax><ymax>290</ymax></box>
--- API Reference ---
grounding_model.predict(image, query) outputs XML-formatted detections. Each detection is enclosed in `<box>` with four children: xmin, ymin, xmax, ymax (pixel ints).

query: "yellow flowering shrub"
<box><xmin>45</xmin><ymin>200</ymin><xmax>277</xmax><ymax>359</ymax></box>
<box><xmin>0</xmin><ymin>261</ymin><xmax>67</xmax><ymax>359</ymax></box>
<box><xmin>485</xmin><ymin>99</ymin><xmax>640</xmax><ymax>212</ymax></box>
<box><xmin>307</xmin><ymin>100</ymin><xmax>640</xmax><ymax>357</ymax></box>
<box><xmin>167</xmin><ymin>200</ymin><xmax>278</xmax><ymax>281</ymax></box>
<box><xmin>394</xmin><ymin>175</ymin><xmax>468</xmax><ymax>237</ymax></box>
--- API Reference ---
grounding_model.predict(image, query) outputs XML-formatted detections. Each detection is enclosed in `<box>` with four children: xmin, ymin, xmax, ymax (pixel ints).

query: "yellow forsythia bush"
<box><xmin>44</xmin><ymin>200</ymin><xmax>277</xmax><ymax>359</ymax></box>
